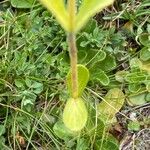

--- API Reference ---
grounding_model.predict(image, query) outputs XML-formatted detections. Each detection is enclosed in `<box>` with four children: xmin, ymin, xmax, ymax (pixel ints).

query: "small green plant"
<box><xmin>40</xmin><ymin>0</ymin><xmax>113</xmax><ymax>131</ymax></box>
<box><xmin>39</xmin><ymin>0</ymin><xmax>115</xmax><ymax>131</ymax></box>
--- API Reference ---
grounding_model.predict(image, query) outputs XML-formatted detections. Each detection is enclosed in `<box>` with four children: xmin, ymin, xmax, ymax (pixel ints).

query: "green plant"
<box><xmin>1</xmin><ymin>0</ymin><xmax>149</xmax><ymax>148</ymax></box>
<box><xmin>39</xmin><ymin>0</ymin><xmax>115</xmax><ymax>131</ymax></box>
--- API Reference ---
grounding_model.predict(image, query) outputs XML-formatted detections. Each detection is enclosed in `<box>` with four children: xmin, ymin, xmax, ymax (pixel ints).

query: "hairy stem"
<box><xmin>68</xmin><ymin>0</ymin><xmax>78</xmax><ymax>98</ymax></box>
<box><xmin>68</xmin><ymin>33</ymin><xmax>78</xmax><ymax>98</ymax></box>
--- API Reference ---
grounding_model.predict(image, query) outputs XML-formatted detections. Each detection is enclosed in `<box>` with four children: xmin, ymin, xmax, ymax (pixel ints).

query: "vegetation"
<box><xmin>0</xmin><ymin>0</ymin><xmax>150</xmax><ymax>149</ymax></box>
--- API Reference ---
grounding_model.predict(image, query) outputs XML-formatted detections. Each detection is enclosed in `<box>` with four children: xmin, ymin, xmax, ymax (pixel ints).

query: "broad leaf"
<box><xmin>86</xmin><ymin>116</ymin><xmax>105</xmax><ymax>137</ymax></box>
<box><xmin>139</xmin><ymin>33</ymin><xmax>150</xmax><ymax>47</ymax></box>
<box><xmin>91</xmin><ymin>50</ymin><xmax>106</xmax><ymax>63</ymax></box>
<box><xmin>125</xmin><ymin>72</ymin><xmax>147</xmax><ymax>83</ymax></box>
<box><xmin>98</xmin><ymin>88</ymin><xmax>125</xmax><ymax>123</ymax></box>
<box><xmin>95</xmin><ymin>69</ymin><xmax>110</xmax><ymax>86</ymax></box>
<box><xmin>127</xmin><ymin>93</ymin><xmax>147</xmax><ymax>106</ymax></box>
<box><xmin>78</xmin><ymin>49</ymin><xmax>106</xmax><ymax>65</ymax></box>
<box><xmin>90</xmin><ymin>55</ymin><xmax>116</xmax><ymax>72</ymax></box>
<box><xmin>94</xmin><ymin>136</ymin><xmax>119</xmax><ymax>150</ymax></box>
<box><xmin>63</xmin><ymin>98</ymin><xmax>88</xmax><ymax>131</ymax></box>
<box><xmin>140</xmin><ymin>60</ymin><xmax>150</xmax><ymax>74</ymax></box>
<box><xmin>67</xmin><ymin>64</ymin><xmax>89</xmax><ymax>97</ymax></box>
<box><xmin>128</xmin><ymin>84</ymin><xmax>141</xmax><ymax>93</ymax></box>
<box><xmin>115</xmin><ymin>71</ymin><xmax>128</xmax><ymax>83</ymax></box>
<box><xmin>76</xmin><ymin>0</ymin><xmax>114</xmax><ymax>31</ymax></box>
<box><xmin>140</xmin><ymin>47</ymin><xmax>150</xmax><ymax>61</ymax></box>
<box><xmin>145</xmin><ymin>93</ymin><xmax>150</xmax><ymax>102</ymax></box>
<box><xmin>128</xmin><ymin>121</ymin><xmax>140</xmax><ymax>132</ymax></box>
<box><xmin>11</xmin><ymin>0</ymin><xmax>35</xmax><ymax>8</ymax></box>
<box><xmin>130</xmin><ymin>57</ymin><xmax>142</xmax><ymax>69</ymax></box>
<box><xmin>53</xmin><ymin>121</ymin><xmax>74</xmax><ymax>140</ymax></box>
<box><xmin>76</xmin><ymin>138</ymin><xmax>89</xmax><ymax>150</ymax></box>
<box><xmin>39</xmin><ymin>0</ymin><xmax>69</xmax><ymax>31</ymax></box>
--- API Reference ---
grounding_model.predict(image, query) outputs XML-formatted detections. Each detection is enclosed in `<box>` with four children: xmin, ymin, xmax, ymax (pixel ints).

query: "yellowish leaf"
<box><xmin>76</xmin><ymin>0</ymin><xmax>114</xmax><ymax>32</ymax></box>
<box><xmin>39</xmin><ymin>0</ymin><xmax>70</xmax><ymax>31</ymax></box>
<box><xmin>67</xmin><ymin>64</ymin><xmax>89</xmax><ymax>97</ymax></box>
<box><xmin>98</xmin><ymin>88</ymin><xmax>125</xmax><ymax>123</ymax></box>
<box><xmin>63</xmin><ymin>98</ymin><xmax>88</xmax><ymax>131</ymax></box>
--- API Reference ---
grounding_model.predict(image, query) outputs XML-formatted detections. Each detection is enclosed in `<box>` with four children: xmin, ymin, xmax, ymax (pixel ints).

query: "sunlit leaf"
<box><xmin>39</xmin><ymin>0</ymin><xmax>69</xmax><ymax>31</ymax></box>
<box><xmin>98</xmin><ymin>88</ymin><xmax>125</xmax><ymax>123</ymax></box>
<box><xmin>76</xmin><ymin>0</ymin><xmax>114</xmax><ymax>31</ymax></box>
<box><xmin>67</xmin><ymin>64</ymin><xmax>89</xmax><ymax>97</ymax></box>
<box><xmin>63</xmin><ymin>98</ymin><xmax>88</xmax><ymax>131</ymax></box>
<box><xmin>146</xmin><ymin>82</ymin><xmax>150</xmax><ymax>92</ymax></box>
<box><xmin>140</xmin><ymin>60</ymin><xmax>150</xmax><ymax>74</ymax></box>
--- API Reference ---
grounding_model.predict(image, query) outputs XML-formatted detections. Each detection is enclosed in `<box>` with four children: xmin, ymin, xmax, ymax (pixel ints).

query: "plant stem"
<box><xmin>68</xmin><ymin>33</ymin><xmax>78</xmax><ymax>98</ymax></box>
<box><xmin>68</xmin><ymin>0</ymin><xmax>78</xmax><ymax>98</ymax></box>
<box><xmin>68</xmin><ymin>0</ymin><xmax>76</xmax><ymax>31</ymax></box>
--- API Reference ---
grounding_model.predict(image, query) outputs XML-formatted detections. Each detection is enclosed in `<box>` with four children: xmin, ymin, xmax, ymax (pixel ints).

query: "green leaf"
<box><xmin>15</xmin><ymin>79</ymin><xmax>24</xmax><ymax>88</ymax></box>
<box><xmin>76</xmin><ymin>138</ymin><xmax>89</xmax><ymax>150</ymax></box>
<box><xmin>67</xmin><ymin>64</ymin><xmax>89</xmax><ymax>97</ymax></box>
<box><xmin>25</xmin><ymin>79</ymin><xmax>43</xmax><ymax>94</ymax></box>
<box><xmin>39</xmin><ymin>0</ymin><xmax>69</xmax><ymax>31</ymax></box>
<box><xmin>86</xmin><ymin>116</ymin><xmax>105</xmax><ymax>137</ymax></box>
<box><xmin>91</xmin><ymin>50</ymin><xmax>106</xmax><ymax>63</ymax></box>
<box><xmin>125</xmin><ymin>72</ymin><xmax>147</xmax><ymax>83</ymax></box>
<box><xmin>76</xmin><ymin>0</ymin><xmax>114</xmax><ymax>32</ymax></box>
<box><xmin>115</xmin><ymin>71</ymin><xmax>129</xmax><ymax>83</ymax></box>
<box><xmin>98</xmin><ymin>88</ymin><xmax>125</xmax><ymax>123</ymax></box>
<box><xmin>130</xmin><ymin>58</ymin><xmax>142</xmax><ymax>69</ymax></box>
<box><xmin>140</xmin><ymin>47</ymin><xmax>150</xmax><ymax>61</ymax></box>
<box><xmin>146</xmin><ymin>82</ymin><xmax>150</xmax><ymax>92</ymax></box>
<box><xmin>145</xmin><ymin>93</ymin><xmax>150</xmax><ymax>102</ymax></box>
<box><xmin>0</xmin><ymin>136</ymin><xmax>5</xmax><ymax>148</ymax></box>
<box><xmin>94</xmin><ymin>137</ymin><xmax>119</xmax><ymax>150</ymax></box>
<box><xmin>79</xmin><ymin>49</ymin><xmax>106</xmax><ymax>65</ymax></box>
<box><xmin>78</xmin><ymin>51</ymin><xmax>88</xmax><ymax>63</ymax></box>
<box><xmin>139</xmin><ymin>33</ymin><xmax>150</xmax><ymax>47</ymax></box>
<box><xmin>140</xmin><ymin>60</ymin><xmax>150</xmax><ymax>74</ymax></box>
<box><xmin>63</xmin><ymin>98</ymin><xmax>88</xmax><ymax>131</ymax></box>
<box><xmin>90</xmin><ymin>55</ymin><xmax>116</xmax><ymax>72</ymax></box>
<box><xmin>53</xmin><ymin>121</ymin><xmax>74</xmax><ymax>140</ymax></box>
<box><xmin>128</xmin><ymin>121</ymin><xmax>141</xmax><ymax>131</ymax></box>
<box><xmin>0</xmin><ymin>125</ymin><xmax>5</xmax><ymax>136</ymax></box>
<box><xmin>83</xmin><ymin>19</ymin><xmax>98</xmax><ymax>33</ymax></box>
<box><xmin>127</xmin><ymin>93</ymin><xmax>147</xmax><ymax>106</ymax></box>
<box><xmin>97</xmin><ymin>55</ymin><xmax>116</xmax><ymax>71</ymax></box>
<box><xmin>128</xmin><ymin>84</ymin><xmax>141</xmax><ymax>93</ymax></box>
<box><xmin>95</xmin><ymin>69</ymin><xmax>110</xmax><ymax>86</ymax></box>
<box><xmin>11</xmin><ymin>0</ymin><xmax>35</xmax><ymax>8</ymax></box>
